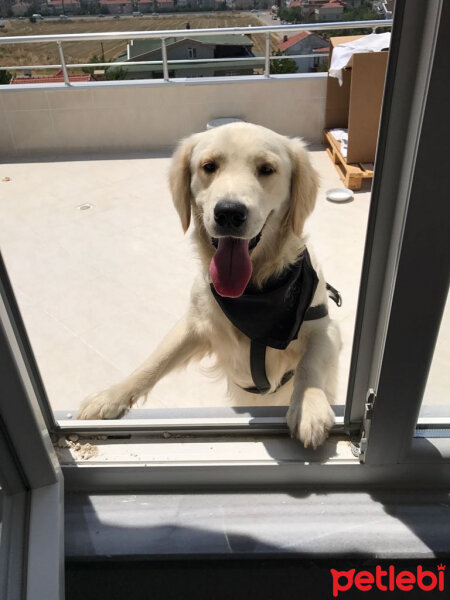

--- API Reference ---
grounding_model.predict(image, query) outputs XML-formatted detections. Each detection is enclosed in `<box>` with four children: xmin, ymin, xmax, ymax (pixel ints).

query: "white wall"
<box><xmin>0</xmin><ymin>73</ymin><xmax>327</xmax><ymax>157</ymax></box>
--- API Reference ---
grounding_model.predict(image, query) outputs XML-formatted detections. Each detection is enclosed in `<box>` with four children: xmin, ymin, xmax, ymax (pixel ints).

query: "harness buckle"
<box><xmin>326</xmin><ymin>282</ymin><xmax>342</xmax><ymax>307</ymax></box>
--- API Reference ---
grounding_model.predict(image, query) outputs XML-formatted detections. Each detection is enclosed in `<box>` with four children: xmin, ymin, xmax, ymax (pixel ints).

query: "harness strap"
<box><xmin>249</xmin><ymin>341</ymin><xmax>271</xmax><ymax>393</ymax></box>
<box><xmin>243</xmin><ymin>283</ymin><xmax>342</xmax><ymax>395</ymax></box>
<box><xmin>303</xmin><ymin>303</ymin><xmax>329</xmax><ymax>321</ymax></box>
<box><xmin>244</xmin><ymin>302</ymin><xmax>328</xmax><ymax>395</ymax></box>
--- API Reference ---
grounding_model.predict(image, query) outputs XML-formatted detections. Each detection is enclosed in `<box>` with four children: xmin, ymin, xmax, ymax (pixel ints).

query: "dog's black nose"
<box><xmin>214</xmin><ymin>201</ymin><xmax>248</xmax><ymax>230</ymax></box>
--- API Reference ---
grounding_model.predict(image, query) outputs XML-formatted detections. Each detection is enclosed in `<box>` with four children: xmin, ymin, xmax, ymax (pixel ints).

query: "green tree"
<box><xmin>82</xmin><ymin>53</ymin><xmax>127</xmax><ymax>79</ymax></box>
<box><xmin>105</xmin><ymin>66</ymin><xmax>127</xmax><ymax>80</ymax></box>
<box><xmin>79</xmin><ymin>0</ymin><xmax>102</xmax><ymax>14</ymax></box>
<box><xmin>0</xmin><ymin>70</ymin><xmax>12</xmax><ymax>84</ymax></box>
<box><xmin>278</xmin><ymin>7</ymin><xmax>304</xmax><ymax>24</ymax></box>
<box><xmin>82</xmin><ymin>54</ymin><xmax>101</xmax><ymax>74</ymax></box>
<box><xmin>316</xmin><ymin>59</ymin><xmax>329</xmax><ymax>72</ymax></box>
<box><xmin>270</xmin><ymin>50</ymin><xmax>298</xmax><ymax>75</ymax></box>
<box><xmin>343</xmin><ymin>3</ymin><xmax>379</xmax><ymax>21</ymax></box>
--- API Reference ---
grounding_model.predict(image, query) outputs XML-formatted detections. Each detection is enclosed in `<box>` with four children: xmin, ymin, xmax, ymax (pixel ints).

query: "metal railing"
<box><xmin>0</xmin><ymin>19</ymin><xmax>392</xmax><ymax>84</ymax></box>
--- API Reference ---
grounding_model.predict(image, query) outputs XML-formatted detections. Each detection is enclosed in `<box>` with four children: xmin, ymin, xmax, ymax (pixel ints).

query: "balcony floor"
<box><xmin>0</xmin><ymin>148</ymin><xmax>447</xmax><ymax>416</ymax></box>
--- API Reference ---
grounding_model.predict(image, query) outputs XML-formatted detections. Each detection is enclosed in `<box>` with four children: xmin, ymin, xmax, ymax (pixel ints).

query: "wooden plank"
<box><xmin>323</xmin><ymin>129</ymin><xmax>373</xmax><ymax>191</ymax></box>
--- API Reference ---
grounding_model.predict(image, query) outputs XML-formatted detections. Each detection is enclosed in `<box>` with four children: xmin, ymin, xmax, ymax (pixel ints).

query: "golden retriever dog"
<box><xmin>78</xmin><ymin>122</ymin><xmax>341</xmax><ymax>449</ymax></box>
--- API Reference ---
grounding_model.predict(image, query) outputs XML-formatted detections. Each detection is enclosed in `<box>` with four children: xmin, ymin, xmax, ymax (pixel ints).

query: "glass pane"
<box><xmin>0</xmin><ymin>146</ymin><xmax>374</xmax><ymax>420</ymax></box>
<box><xmin>0</xmin><ymin>19</ymin><xmax>391</xmax><ymax>434</ymax></box>
<box><xmin>419</xmin><ymin>291</ymin><xmax>450</xmax><ymax>418</ymax></box>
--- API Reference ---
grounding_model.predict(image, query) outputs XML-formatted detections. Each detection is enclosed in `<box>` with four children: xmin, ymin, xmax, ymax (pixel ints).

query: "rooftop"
<box><xmin>278</xmin><ymin>31</ymin><xmax>310</xmax><ymax>51</ymax></box>
<box><xmin>277</xmin><ymin>31</ymin><xmax>328</xmax><ymax>51</ymax></box>
<box><xmin>129</xmin><ymin>34</ymin><xmax>254</xmax><ymax>57</ymax></box>
<box><xmin>319</xmin><ymin>2</ymin><xmax>344</xmax><ymax>9</ymax></box>
<box><xmin>11</xmin><ymin>71</ymin><xmax>93</xmax><ymax>84</ymax></box>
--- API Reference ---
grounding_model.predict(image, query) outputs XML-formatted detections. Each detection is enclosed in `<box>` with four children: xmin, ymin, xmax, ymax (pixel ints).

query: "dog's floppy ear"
<box><xmin>169</xmin><ymin>135</ymin><xmax>196</xmax><ymax>233</ymax></box>
<box><xmin>287</xmin><ymin>139</ymin><xmax>319</xmax><ymax>236</ymax></box>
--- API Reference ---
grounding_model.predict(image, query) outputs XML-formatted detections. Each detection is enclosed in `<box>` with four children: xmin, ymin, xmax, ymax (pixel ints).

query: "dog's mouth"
<box><xmin>209</xmin><ymin>231</ymin><xmax>262</xmax><ymax>298</ymax></box>
<box><xmin>210</xmin><ymin>231</ymin><xmax>262</xmax><ymax>251</ymax></box>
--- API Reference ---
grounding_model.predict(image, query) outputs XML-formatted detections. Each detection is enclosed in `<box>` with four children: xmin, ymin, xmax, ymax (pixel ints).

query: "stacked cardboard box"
<box><xmin>325</xmin><ymin>35</ymin><xmax>389</xmax><ymax>164</ymax></box>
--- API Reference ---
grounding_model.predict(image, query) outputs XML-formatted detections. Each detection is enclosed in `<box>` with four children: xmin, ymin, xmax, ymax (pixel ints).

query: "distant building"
<box><xmin>302</xmin><ymin>0</ymin><xmax>327</xmax><ymax>9</ymax></box>
<box><xmin>137</xmin><ymin>1</ymin><xmax>154</xmax><ymax>11</ymax></box>
<box><xmin>342</xmin><ymin>0</ymin><xmax>364</xmax><ymax>6</ymax></box>
<box><xmin>297</xmin><ymin>0</ymin><xmax>331</xmax><ymax>19</ymax></box>
<box><xmin>0</xmin><ymin>0</ymin><xmax>12</xmax><ymax>18</ymax></box>
<box><xmin>99</xmin><ymin>0</ymin><xmax>133</xmax><ymax>14</ymax></box>
<box><xmin>314</xmin><ymin>1</ymin><xmax>344</xmax><ymax>21</ymax></box>
<box><xmin>291</xmin><ymin>0</ymin><xmax>368</xmax><ymax>19</ymax></box>
<box><xmin>157</xmin><ymin>0</ymin><xmax>174</xmax><ymax>9</ymax></box>
<box><xmin>197</xmin><ymin>0</ymin><xmax>218</xmax><ymax>8</ymax></box>
<box><xmin>277</xmin><ymin>31</ymin><xmax>329</xmax><ymax>72</ymax></box>
<box><xmin>231</xmin><ymin>0</ymin><xmax>254</xmax><ymax>8</ymax></box>
<box><xmin>117</xmin><ymin>34</ymin><xmax>260</xmax><ymax>79</ymax></box>
<box><xmin>10</xmin><ymin>2</ymin><xmax>30</xmax><ymax>16</ymax></box>
<box><xmin>44</xmin><ymin>0</ymin><xmax>82</xmax><ymax>14</ymax></box>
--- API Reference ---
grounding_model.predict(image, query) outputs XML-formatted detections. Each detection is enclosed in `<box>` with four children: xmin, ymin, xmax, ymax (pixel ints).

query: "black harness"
<box><xmin>210</xmin><ymin>248</ymin><xmax>341</xmax><ymax>394</ymax></box>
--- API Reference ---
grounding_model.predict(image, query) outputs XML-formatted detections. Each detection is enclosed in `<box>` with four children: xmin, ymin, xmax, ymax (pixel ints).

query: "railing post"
<box><xmin>264</xmin><ymin>32</ymin><xmax>270</xmax><ymax>78</ymax></box>
<box><xmin>161</xmin><ymin>38</ymin><xmax>169</xmax><ymax>81</ymax></box>
<box><xmin>56</xmin><ymin>41</ymin><xmax>70</xmax><ymax>86</ymax></box>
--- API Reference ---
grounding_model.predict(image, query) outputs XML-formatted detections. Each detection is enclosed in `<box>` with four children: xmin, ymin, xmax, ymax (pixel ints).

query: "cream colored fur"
<box><xmin>78</xmin><ymin>123</ymin><xmax>341</xmax><ymax>449</ymax></box>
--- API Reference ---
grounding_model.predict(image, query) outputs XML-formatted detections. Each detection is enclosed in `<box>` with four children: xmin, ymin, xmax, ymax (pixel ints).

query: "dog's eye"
<box><xmin>258</xmin><ymin>164</ymin><xmax>275</xmax><ymax>176</ymax></box>
<box><xmin>202</xmin><ymin>161</ymin><xmax>217</xmax><ymax>174</ymax></box>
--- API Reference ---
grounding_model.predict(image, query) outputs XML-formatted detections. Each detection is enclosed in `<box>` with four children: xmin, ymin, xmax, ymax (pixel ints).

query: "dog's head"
<box><xmin>169</xmin><ymin>122</ymin><xmax>319</xmax><ymax>298</ymax></box>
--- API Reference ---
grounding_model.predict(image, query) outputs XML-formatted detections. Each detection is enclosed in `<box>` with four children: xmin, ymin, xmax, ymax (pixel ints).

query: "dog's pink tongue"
<box><xmin>209</xmin><ymin>237</ymin><xmax>252</xmax><ymax>298</ymax></box>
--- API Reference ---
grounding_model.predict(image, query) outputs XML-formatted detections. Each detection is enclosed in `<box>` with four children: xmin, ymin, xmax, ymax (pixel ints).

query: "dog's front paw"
<box><xmin>77</xmin><ymin>385</ymin><xmax>136</xmax><ymax>420</ymax></box>
<box><xmin>286</xmin><ymin>388</ymin><xmax>335</xmax><ymax>449</ymax></box>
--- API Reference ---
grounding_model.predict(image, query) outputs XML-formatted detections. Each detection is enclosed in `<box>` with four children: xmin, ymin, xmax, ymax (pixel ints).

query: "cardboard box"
<box><xmin>325</xmin><ymin>35</ymin><xmax>389</xmax><ymax>164</ymax></box>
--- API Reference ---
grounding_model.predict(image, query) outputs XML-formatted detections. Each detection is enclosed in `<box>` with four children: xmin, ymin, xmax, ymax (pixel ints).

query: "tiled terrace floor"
<box><xmin>0</xmin><ymin>148</ymin><xmax>447</xmax><ymax>416</ymax></box>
